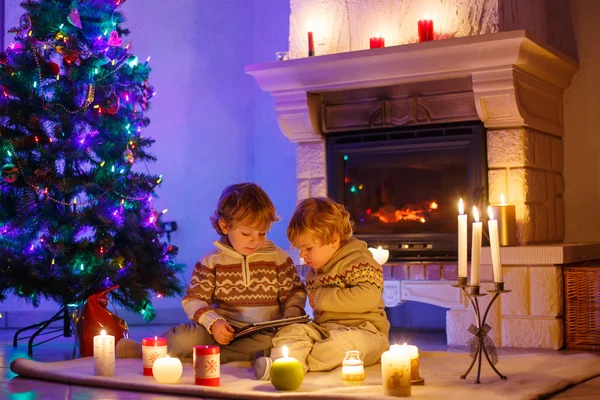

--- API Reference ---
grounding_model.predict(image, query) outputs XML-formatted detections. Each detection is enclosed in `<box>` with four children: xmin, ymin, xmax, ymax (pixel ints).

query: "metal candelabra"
<box><xmin>452</xmin><ymin>277</ymin><xmax>511</xmax><ymax>384</ymax></box>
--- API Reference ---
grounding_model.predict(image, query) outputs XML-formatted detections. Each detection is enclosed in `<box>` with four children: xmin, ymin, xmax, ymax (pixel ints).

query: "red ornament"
<box><xmin>106</xmin><ymin>93</ymin><xmax>120</xmax><ymax>115</ymax></box>
<box><xmin>76</xmin><ymin>285</ymin><xmax>129</xmax><ymax>357</ymax></box>
<box><xmin>47</xmin><ymin>61</ymin><xmax>60</xmax><ymax>75</ymax></box>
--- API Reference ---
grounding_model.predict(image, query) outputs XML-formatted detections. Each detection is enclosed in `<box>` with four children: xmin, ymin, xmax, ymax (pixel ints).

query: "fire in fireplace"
<box><xmin>327</xmin><ymin>122</ymin><xmax>487</xmax><ymax>261</ymax></box>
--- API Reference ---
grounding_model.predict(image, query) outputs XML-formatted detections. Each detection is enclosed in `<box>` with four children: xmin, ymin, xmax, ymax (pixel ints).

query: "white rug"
<box><xmin>10</xmin><ymin>350</ymin><xmax>600</xmax><ymax>400</ymax></box>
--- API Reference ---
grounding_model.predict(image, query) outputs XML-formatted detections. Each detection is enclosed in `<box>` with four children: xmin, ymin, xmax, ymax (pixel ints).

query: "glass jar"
<box><xmin>340</xmin><ymin>350</ymin><xmax>366</xmax><ymax>386</ymax></box>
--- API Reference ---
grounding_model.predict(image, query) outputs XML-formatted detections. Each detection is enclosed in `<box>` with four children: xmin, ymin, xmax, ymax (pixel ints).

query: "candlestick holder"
<box><xmin>452</xmin><ymin>281</ymin><xmax>511</xmax><ymax>384</ymax></box>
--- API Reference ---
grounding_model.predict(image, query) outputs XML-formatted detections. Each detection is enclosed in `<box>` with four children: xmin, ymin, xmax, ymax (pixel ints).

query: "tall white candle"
<box><xmin>381</xmin><ymin>344</ymin><xmax>411</xmax><ymax>397</ymax></box>
<box><xmin>470</xmin><ymin>206</ymin><xmax>482</xmax><ymax>287</ymax></box>
<box><xmin>369</xmin><ymin>246</ymin><xmax>390</xmax><ymax>265</ymax></box>
<box><xmin>94</xmin><ymin>330</ymin><xmax>115</xmax><ymax>377</ymax></box>
<box><xmin>458</xmin><ymin>198</ymin><xmax>468</xmax><ymax>279</ymax></box>
<box><xmin>487</xmin><ymin>206</ymin><xmax>503</xmax><ymax>283</ymax></box>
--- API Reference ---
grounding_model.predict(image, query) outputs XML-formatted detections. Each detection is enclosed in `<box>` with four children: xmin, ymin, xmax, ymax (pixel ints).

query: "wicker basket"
<box><xmin>564</xmin><ymin>266</ymin><xmax>600</xmax><ymax>351</ymax></box>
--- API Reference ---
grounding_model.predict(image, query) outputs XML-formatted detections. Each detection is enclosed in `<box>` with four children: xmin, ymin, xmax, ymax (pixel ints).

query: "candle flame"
<box><xmin>307</xmin><ymin>19</ymin><xmax>313</xmax><ymax>31</ymax></box>
<box><xmin>473</xmin><ymin>206</ymin><xmax>480</xmax><ymax>222</ymax></box>
<box><xmin>488</xmin><ymin>206</ymin><xmax>495</xmax><ymax>220</ymax></box>
<box><xmin>165</xmin><ymin>355</ymin><xmax>170</xmax><ymax>359</ymax></box>
<box><xmin>100</xmin><ymin>330</ymin><xmax>106</xmax><ymax>336</ymax></box>
<box><xmin>154</xmin><ymin>335</ymin><xmax>158</xmax><ymax>341</ymax></box>
<box><xmin>282</xmin><ymin>345</ymin><xmax>289</xmax><ymax>358</ymax></box>
<box><xmin>424</xmin><ymin>14</ymin><xmax>429</xmax><ymax>19</ymax></box>
<box><xmin>375</xmin><ymin>32</ymin><xmax>380</xmax><ymax>38</ymax></box>
<box><xmin>500</xmin><ymin>194</ymin><xmax>506</xmax><ymax>205</ymax></box>
<box><xmin>458</xmin><ymin>198</ymin><xmax>464</xmax><ymax>215</ymax></box>
<box><xmin>377</xmin><ymin>245</ymin><xmax>383</xmax><ymax>251</ymax></box>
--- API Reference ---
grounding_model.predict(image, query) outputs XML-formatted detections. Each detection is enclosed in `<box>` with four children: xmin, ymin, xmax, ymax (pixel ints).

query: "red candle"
<box><xmin>142</xmin><ymin>336</ymin><xmax>168</xmax><ymax>376</ymax></box>
<box><xmin>369</xmin><ymin>33</ymin><xmax>385</xmax><ymax>49</ymax></box>
<box><xmin>194</xmin><ymin>345</ymin><xmax>220</xmax><ymax>386</ymax></box>
<box><xmin>418</xmin><ymin>16</ymin><xmax>434</xmax><ymax>42</ymax></box>
<box><xmin>308</xmin><ymin>31</ymin><xmax>315</xmax><ymax>56</ymax></box>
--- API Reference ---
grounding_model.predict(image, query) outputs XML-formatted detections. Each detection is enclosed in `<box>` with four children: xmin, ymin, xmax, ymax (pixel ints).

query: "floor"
<box><xmin>1</xmin><ymin>325</ymin><xmax>599</xmax><ymax>399</ymax></box>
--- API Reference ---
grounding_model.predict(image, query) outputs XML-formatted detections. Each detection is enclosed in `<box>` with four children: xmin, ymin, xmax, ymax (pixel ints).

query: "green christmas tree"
<box><xmin>0</xmin><ymin>0</ymin><xmax>183</xmax><ymax>320</ymax></box>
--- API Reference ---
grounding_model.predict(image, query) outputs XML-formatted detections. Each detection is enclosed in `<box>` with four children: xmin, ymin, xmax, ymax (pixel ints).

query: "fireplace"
<box><xmin>327</xmin><ymin>122</ymin><xmax>487</xmax><ymax>261</ymax></box>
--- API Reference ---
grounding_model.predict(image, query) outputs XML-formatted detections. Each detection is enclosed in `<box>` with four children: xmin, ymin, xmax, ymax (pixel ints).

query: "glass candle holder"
<box><xmin>340</xmin><ymin>350</ymin><xmax>366</xmax><ymax>386</ymax></box>
<box><xmin>275</xmin><ymin>51</ymin><xmax>289</xmax><ymax>61</ymax></box>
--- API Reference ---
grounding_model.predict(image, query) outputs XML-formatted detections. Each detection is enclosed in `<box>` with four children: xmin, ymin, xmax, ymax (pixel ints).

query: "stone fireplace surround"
<box><xmin>247</xmin><ymin>31</ymin><xmax>598</xmax><ymax>349</ymax></box>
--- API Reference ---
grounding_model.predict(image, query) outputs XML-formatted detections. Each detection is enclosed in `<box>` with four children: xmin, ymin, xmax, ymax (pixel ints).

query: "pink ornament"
<box><xmin>68</xmin><ymin>8</ymin><xmax>82</xmax><ymax>29</ymax></box>
<box><xmin>107</xmin><ymin>31</ymin><xmax>123</xmax><ymax>47</ymax></box>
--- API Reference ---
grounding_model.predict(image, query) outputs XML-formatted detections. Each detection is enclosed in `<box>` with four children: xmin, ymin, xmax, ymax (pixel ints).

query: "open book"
<box><xmin>233</xmin><ymin>315</ymin><xmax>312</xmax><ymax>340</ymax></box>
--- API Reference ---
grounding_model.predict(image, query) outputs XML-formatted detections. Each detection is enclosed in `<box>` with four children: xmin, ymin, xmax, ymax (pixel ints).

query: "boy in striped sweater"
<box><xmin>255</xmin><ymin>197</ymin><xmax>390</xmax><ymax>379</ymax></box>
<box><xmin>117</xmin><ymin>183</ymin><xmax>306</xmax><ymax>363</ymax></box>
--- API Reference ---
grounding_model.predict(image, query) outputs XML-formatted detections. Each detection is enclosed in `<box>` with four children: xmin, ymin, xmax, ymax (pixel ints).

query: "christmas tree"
<box><xmin>0</xmin><ymin>0</ymin><xmax>183</xmax><ymax>320</ymax></box>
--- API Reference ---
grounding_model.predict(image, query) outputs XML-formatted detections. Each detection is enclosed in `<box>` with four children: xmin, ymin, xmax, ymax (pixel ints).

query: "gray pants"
<box><xmin>162</xmin><ymin>322</ymin><xmax>274</xmax><ymax>364</ymax></box>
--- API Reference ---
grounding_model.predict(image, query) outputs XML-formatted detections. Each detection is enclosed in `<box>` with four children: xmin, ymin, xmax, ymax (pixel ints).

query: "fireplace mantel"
<box><xmin>246</xmin><ymin>30</ymin><xmax>578</xmax><ymax>142</ymax></box>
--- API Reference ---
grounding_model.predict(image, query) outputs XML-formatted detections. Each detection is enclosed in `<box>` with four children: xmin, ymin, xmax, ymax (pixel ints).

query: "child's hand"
<box><xmin>283</xmin><ymin>306</ymin><xmax>306</xmax><ymax>318</ymax></box>
<box><xmin>212</xmin><ymin>320</ymin><xmax>235</xmax><ymax>345</ymax></box>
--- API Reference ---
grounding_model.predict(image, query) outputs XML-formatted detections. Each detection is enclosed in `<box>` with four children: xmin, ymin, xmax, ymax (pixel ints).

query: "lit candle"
<box><xmin>458</xmin><ymin>198</ymin><xmax>468</xmax><ymax>280</ymax></box>
<box><xmin>369</xmin><ymin>32</ymin><xmax>385</xmax><ymax>49</ymax></box>
<box><xmin>470</xmin><ymin>206</ymin><xmax>482</xmax><ymax>287</ymax></box>
<box><xmin>381</xmin><ymin>344</ymin><xmax>411</xmax><ymax>397</ymax></box>
<box><xmin>417</xmin><ymin>15</ymin><xmax>434</xmax><ymax>42</ymax></box>
<box><xmin>308</xmin><ymin>20</ymin><xmax>315</xmax><ymax>57</ymax></box>
<box><xmin>142</xmin><ymin>336</ymin><xmax>168</xmax><ymax>376</ymax></box>
<box><xmin>492</xmin><ymin>194</ymin><xmax>518</xmax><ymax>246</ymax></box>
<box><xmin>193</xmin><ymin>345</ymin><xmax>220</xmax><ymax>386</ymax></box>
<box><xmin>93</xmin><ymin>329</ymin><xmax>115</xmax><ymax>377</ymax></box>
<box><xmin>405</xmin><ymin>344</ymin><xmax>420</xmax><ymax>382</ymax></box>
<box><xmin>369</xmin><ymin>246</ymin><xmax>390</xmax><ymax>265</ymax></box>
<box><xmin>152</xmin><ymin>355</ymin><xmax>183</xmax><ymax>384</ymax></box>
<box><xmin>487</xmin><ymin>206</ymin><xmax>503</xmax><ymax>283</ymax></box>
<box><xmin>271</xmin><ymin>345</ymin><xmax>305</xmax><ymax>391</ymax></box>
<box><xmin>341</xmin><ymin>350</ymin><xmax>365</xmax><ymax>386</ymax></box>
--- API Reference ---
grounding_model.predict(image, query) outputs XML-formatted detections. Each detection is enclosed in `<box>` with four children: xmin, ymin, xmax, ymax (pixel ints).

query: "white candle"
<box><xmin>369</xmin><ymin>246</ymin><xmax>390</xmax><ymax>265</ymax></box>
<box><xmin>405</xmin><ymin>344</ymin><xmax>420</xmax><ymax>381</ymax></box>
<box><xmin>458</xmin><ymin>198</ymin><xmax>468</xmax><ymax>279</ymax></box>
<box><xmin>470</xmin><ymin>206</ymin><xmax>482</xmax><ymax>287</ymax></box>
<box><xmin>94</xmin><ymin>330</ymin><xmax>115</xmax><ymax>377</ymax></box>
<box><xmin>381</xmin><ymin>344</ymin><xmax>411</xmax><ymax>397</ymax></box>
<box><xmin>341</xmin><ymin>350</ymin><xmax>365</xmax><ymax>386</ymax></box>
<box><xmin>152</xmin><ymin>355</ymin><xmax>183</xmax><ymax>384</ymax></box>
<box><xmin>487</xmin><ymin>206</ymin><xmax>503</xmax><ymax>283</ymax></box>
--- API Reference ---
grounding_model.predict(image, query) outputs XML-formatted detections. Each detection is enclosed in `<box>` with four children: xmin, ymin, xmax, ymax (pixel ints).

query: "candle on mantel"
<box><xmin>487</xmin><ymin>206</ymin><xmax>503</xmax><ymax>283</ymax></box>
<box><xmin>417</xmin><ymin>15</ymin><xmax>434</xmax><ymax>42</ymax></box>
<box><xmin>142</xmin><ymin>336</ymin><xmax>168</xmax><ymax>376</ymax></box>
<box><xmin>93</xmin><ymin>329</ymin><xmax>115</xmax><ymax>377</ymax></box>
<box><xmin>492</xmin><ymin>194</ymin><xmax>518</xmax><ymax>246</ymax></box>
<box><xmin>369</xmin><ymin>32</ymin><xmax>385</xmax><ymax>49</ymax></box>
<box><xmin>271</xmin><ymin>345</ymin><xmax>305</xmax><ymax>391</ymax></box>
<box><xmin>458</xmin><ymin>198</ymin><xmax>468</xmax><ymax>282</ymax></box>
<box><xmin>369</xmin><ymin>245</ymin><xmax>390</xmax><ymax>265</ymax></box>
<box><xmin>470</xmin><ymin>206</ymin><xmax>482</xmax><ymax>287</ymax></box>
<box><xmin>308</xmin><ymin>20</ymin><xmax>315</xmax><ymax>57</ymax></box>
<box><xmin>152</xmin><ymin>355</ymin><xmax>183</xmax><ymax>384</ymax></box>
<box><xmin>381</xmin><ymin>344</ymin><xmax>412</xmax><ymax>397</ymax></box>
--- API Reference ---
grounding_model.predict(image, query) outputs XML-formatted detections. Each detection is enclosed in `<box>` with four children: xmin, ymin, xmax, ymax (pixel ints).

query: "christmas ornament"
<box><xmin>0</xmin><ymin>53</ymin><xmax>7</xmax><ymax>65</ymax></box>
<box><xmin>77</xmin><ymin>285</ymin><xmax>129</xmax><ymax>357</ymax></box>
<box><xmin>123</xmin><ymin>146</ymin><xmax>134</xmax><ymax>163</ymax></box>
<box><xmin>107</xmin><ymin>31</ymin><xmax>123</xmax><ymax>47</ymax></box>
<box><xmin>106</xmin><ymin>92</ymin><xmax>120</xmax><ymax>115</ymax></box>
<box><xmin>68</xmin><ymin>8</ymin><xmax>82</xmax><ymax>29</ymax></box>
<box><xmin>1</xmin><ymin>164</ymin><xmax>19</xmax><ymax>183</ymax></box>
<box><xmin>46</xmin><ymin>61</ymin><xmax>60</xmax><ymax>76</ymax></box>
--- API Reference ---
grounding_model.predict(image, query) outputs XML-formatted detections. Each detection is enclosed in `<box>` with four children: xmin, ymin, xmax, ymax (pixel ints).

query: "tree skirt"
<box><xmin>9</xmin><ymin>351</ymin><xmax>600</xmax><ymax>400</ymax></box>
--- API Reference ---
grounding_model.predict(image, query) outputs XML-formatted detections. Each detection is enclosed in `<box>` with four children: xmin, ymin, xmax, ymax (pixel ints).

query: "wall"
<box><xmin>563</xmin><ymin>0</ymin><xmax>600</xmax><ymax>243</ymax></box>
<box><xmin>1</xmin><ymin>0</ymin><xmax>296</xmax><ymax>320</ymax></box>
<box><xmin>289</xmin><ymin>0</ymin><xmax>498</xmax><ymax>59</ymax></box>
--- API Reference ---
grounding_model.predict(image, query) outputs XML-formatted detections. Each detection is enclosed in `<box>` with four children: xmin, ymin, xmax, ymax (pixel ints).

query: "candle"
<box><xmin>193</xmin><ymin>345</ymin><xmax>220</xmax><ymax>386</ymax></box>
<box><xmin>142</xmin><ymin>336</ymin><xmax>168</xmax><ymax>376</ymax></box>
<box><xmin>487</xmin><ymin>206</ymin><xmax>503</xmax><ymax>283</ymax></box>
<box><xmin>492</xmin><ymin>194</ymin><xmax>518</xmax><ymax>246</ymax></box>
<box><xmin>369</xmin><ymin>32</ymin><xmax>385</xmax><ymax>49</ymax></box>
<box><xmin>381</xmin><ymin>344</ymin><xmax>411</xmax><ymax>397</ymax></box>
<box><xmin>458</xmin><ymin>198</ymin><xmax>468</xmax><ymax>280</ymax></box>
<box><xmin>369</xmin><ymin>246</ymin><xmax>390</xmax><ymax>265</ymax></box>
<box><xmin>417</xmin><ymin>15</ymin><xmax>434</xmax><ymax>42</ymax></box>
<box><xmin>308</xmin><ymin>20</ymin><xmax>315</xmax><ymax>57</ymax></box>
<box><xmin>271</xmin><ymin>345</ymin><xmax>305</xmax><ymax>391</ymax></box>
<box><xmin>93</xmin><ymin>330</ymin><xmax>115</xmax><ymax>377</ymax></box>
<box><xmin>470</xmin><ymin>206</ymin><xmax>482</xmax><ymax>287</ymax></box>
<box><xmin>341</xmin><ymin>350</ymin><xmax>365</xmax><ymax>386</ymax></box>
<box><xmin>152</xmin><ymin>355</ymin><xmax>183</xmax><ymax>384</ymax></box>
<box><xmin>405</xmin><ymin>345</ymin><xmax>420</xmax><ymax>382</ymax></box>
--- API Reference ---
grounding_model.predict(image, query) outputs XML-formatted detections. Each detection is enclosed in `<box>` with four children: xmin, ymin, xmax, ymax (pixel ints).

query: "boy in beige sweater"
<box><xmin>255</xmin><ymin>197</ymin><xmax>390</xmax><ymax>379</ymax></box>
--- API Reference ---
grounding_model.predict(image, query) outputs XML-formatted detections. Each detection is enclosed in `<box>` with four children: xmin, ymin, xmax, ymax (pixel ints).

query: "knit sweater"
<box><xmin>182</xmin><ymin>240</ymin><xmax>307</xmax><ymax>333</ymax></box>
<box><xmin>306</xmin><ymin>237</ymin><xmax>390</xmax><ymax>335</ymax></box>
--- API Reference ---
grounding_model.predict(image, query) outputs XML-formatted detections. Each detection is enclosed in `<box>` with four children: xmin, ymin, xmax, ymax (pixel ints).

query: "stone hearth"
<box><xmin>246</xmin><ymin>31</ymin><xmax>596</xmax><ymax>349</ymax></box>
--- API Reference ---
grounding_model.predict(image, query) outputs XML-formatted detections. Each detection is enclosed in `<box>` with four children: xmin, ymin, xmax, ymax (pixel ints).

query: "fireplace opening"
<box><xmin>327</xmin><ymin>122</ymin><xmax>487</xmax><ymax>261</ymax></box>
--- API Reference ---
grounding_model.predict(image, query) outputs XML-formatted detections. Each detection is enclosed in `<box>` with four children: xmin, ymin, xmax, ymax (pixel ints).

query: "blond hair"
<box><xmin>287</xmin><ymin>197</ymin><xmax>353</xmax><ymax>246</ymax></box>
<box><xmin>211</xmin><ymin>183</ymin><xmax>280</xmax><ymax>236</ymax></box>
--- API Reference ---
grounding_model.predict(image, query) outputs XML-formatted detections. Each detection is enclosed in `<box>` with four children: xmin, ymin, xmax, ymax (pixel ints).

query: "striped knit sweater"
<box><xmin>182</xmin><ymin>240</ymin><xmax>307</xmax><ymax>333</ymax></box>
<box><xmin>306</xmin><ymin>237</ymin><xmax>390</xmax><ymax>335</ymax></box>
